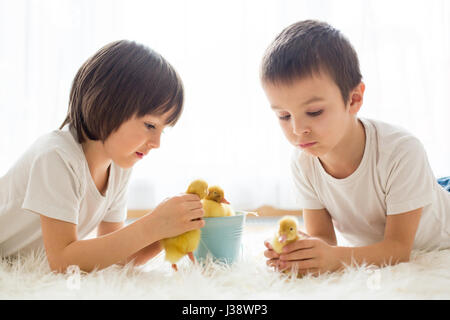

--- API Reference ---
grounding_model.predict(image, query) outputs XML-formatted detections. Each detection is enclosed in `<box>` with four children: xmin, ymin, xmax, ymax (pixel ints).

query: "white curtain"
<box><xmin>1</xmin><ymin>0</ymin><xmax>449</xmax><ymax>211</ymax></box>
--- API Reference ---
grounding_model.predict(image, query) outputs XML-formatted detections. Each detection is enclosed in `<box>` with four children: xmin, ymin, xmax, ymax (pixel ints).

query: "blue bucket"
<box><xmin>194</xmin><ymin>211</ymin><xmax>247</xmax><ymax>264</ymax></box>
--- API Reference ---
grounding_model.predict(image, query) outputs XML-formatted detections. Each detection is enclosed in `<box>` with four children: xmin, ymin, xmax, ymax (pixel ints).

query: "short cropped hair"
<box><xmin>60</xmin><ymin>40</ymin><xmax>184</xmax><ymax>143</ymax></box>
<box><xmin>260</xmin><ymin>20</ymin><xmax>362</xmax><ymax>104</ymax></box>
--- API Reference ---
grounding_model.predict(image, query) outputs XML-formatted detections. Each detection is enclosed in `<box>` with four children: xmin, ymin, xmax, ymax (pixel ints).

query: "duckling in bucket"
<box><xmin>202</xmin><ymin>185</ymin><xmax>235</xmax><ymax>217</ymax></box>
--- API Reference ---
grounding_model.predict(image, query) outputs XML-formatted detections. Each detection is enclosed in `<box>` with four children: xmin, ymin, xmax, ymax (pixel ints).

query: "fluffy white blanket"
<box><xmin>1</xmin><ymin>219</ymin><xmax>450</xmax><ymax>299</ymax></box>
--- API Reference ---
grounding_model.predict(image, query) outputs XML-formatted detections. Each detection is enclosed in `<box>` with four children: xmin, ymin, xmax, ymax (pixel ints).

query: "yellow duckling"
<box><xmin>161</xmin><ymin>179</ymin><xmax>208</xmax><ymax>271</ymax></box>
<box><xmin>186</xmin><ymin>179</ymin><xmax>209</xmax><ymax>199</ymax></box>
<box><xmin>202</xmin><ymin>185</ymin><xmax>235</xmax><ymax>217</ymax></box>
<box><xmin>271</xmin><ymin>216</ymin><xmax>300</xmax><ymax>254</ymax></box>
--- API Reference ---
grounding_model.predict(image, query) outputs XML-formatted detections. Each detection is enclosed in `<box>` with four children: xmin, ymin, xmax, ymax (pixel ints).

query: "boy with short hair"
<box><xmin>261</xmin><ymin>20</ymin><xmax>450</xmax><ymax>275</ymax></box>
<box><xmin>0</xmin><ymin>40</ymin><xmax>205</xmax><ymax>272</ymax></box>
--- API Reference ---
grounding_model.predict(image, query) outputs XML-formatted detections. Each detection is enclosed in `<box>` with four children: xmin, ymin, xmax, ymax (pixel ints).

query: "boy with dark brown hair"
<box><xmin>261</xmin><ymin>20</ymin><xmax>450</xmax><ymax>276</ymax></box>
<box><xmin>0</xmin><ymin>40</ymin><xmax>205</xmax><ymax>272</ymax></box>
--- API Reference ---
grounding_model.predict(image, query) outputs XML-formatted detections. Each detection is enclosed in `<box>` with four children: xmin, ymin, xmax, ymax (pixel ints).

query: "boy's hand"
<box><xmin>263</xmin><ymin>230</ymin><xmax>310</xmax><ymax>270</ymax></box>
<box><xmin>276</xmin><ymin>237</ymin><xmax>341</xmax><ymax>276</ymax></box>
<box><xmin>148</xmin><ymin>193</ymin><xmax>205</xmax><ymax>239</ymax></box>
<box><xmin>263</xmin><ymin>240</ymin><xmax>280</xmax><ymax>269</ymax></box>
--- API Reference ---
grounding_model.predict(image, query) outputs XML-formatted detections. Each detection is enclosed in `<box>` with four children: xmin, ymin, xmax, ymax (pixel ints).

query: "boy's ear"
<box><xmin>348</xmin><ymin>82</ymin><xmax>365</xmax><ymax>114</ymax></box>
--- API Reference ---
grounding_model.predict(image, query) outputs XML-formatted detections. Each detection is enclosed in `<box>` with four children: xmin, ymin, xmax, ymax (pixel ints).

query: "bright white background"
<box><xmin>1</xmin><ymin>0</ymin><xmax>449</xmax><ymax>211</ymax></box>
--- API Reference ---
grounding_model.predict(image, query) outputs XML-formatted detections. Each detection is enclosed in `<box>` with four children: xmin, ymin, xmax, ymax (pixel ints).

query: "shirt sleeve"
<box><xmin>385</xmin><ymin>137</ymin><xmax>435</xmax><ymax>215</ymax></box>
<box><xmin>22</xmin><ymin>149</ymin><xmax>82</xmax><ymax>224</ymax></box>
<box><xmin>102</xmin><ymin>168</ymin><xmax>132</xmax><ymax>223</ymax></box>
<box><xmin>290</xmin><ymin>151</ymin><xmax>325</xmax><ymax>210</ymax></box>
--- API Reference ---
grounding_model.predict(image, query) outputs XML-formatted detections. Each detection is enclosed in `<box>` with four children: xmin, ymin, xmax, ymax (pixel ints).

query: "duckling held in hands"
<box><xmin>161</xmin><ymin>179</ymin><xmax>208</xmax><ymax>271</ymax></box>
<box><xmin>186</xmin><ymin>179</ymin><xmax>209</xmax><ymax>200</ymax></box>
<box><xmin>202</xmin><ymin>185</ymin><xmax>235</xmax><ymax>217</ymax></box>
<box><xmin>271</xmin><ymin>216</ymin><xmax>300</xmax><ymax>254</ymax></box>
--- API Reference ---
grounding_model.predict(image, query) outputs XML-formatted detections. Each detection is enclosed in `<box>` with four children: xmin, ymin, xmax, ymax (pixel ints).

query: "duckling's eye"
<box><xmin>289</xmin><ymin>227</ymin><xmax>294</xmax><ymax>231</ymax></box>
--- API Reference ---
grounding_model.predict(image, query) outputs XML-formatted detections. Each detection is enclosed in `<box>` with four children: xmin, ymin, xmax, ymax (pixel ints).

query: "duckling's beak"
<box><xmin>221</xmin><ymin>198</ymin><xmax>230</xmax><ymax>204</ymax></box>
<box><xmin>278</xmin><ymin>234</ymin><xmax>287</xmax><ymax>243</ymax></box>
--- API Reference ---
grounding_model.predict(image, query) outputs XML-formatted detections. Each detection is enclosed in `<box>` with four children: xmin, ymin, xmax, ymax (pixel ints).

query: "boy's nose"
<box><xmin>146</xmin><ymin>134</ymin><xmax>161</xmax><ymax>149</ymax></box>
<box><xmin>292</xmin><ymin>120</ymin><xmax>311</xmax><ymax>136</ymax></box>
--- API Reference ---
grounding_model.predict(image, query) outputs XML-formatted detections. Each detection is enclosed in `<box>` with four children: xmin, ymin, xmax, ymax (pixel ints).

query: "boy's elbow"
<box><xmin>47</xmin><ymin>257</ymin><xmax>69</xmax><ymax>273</ymax></box>
<box><xmin>391</xmin><ymin>254</ymin><xmax>410</xmax><ymax>265</ymax></box>
<box><xmin>397</xmin><ymin>250</ymin><xmax>411</xmax><ymax>263</ymax></box>
<box><xmin>46</xmin><ymin>252</ymin><xmax>83</xmax><ymax>274</ymax></box>
<box><xmin>385</xmin><ymin>240</ymin><xmax>412</xmax><ymax>264</ymax></box>
<box><xmin>48</xmin><ymin>258</ymin><xmax>90</xmax><ymax>274</ymax></box>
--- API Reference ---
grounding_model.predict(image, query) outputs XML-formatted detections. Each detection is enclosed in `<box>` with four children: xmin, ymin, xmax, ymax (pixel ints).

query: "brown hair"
<box><xmin>60</xmin><ymin>40</ymin><xmax>184</xmax><ymax>143</ymax></box>
<box><xmin>260</xmin><ymin>20</ymin><xmax>362</xmax><ymax>104</ymax></box>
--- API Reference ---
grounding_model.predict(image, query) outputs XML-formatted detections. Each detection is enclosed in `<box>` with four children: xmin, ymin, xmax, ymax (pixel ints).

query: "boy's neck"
<box><xmin>318</xmin><ymin>118</ymin><xmax>366</xmax><ymax>179</ymax></box>
<box><xmin>81</xmin><ymin>139</ymin><xmax>112</xmax><ymax>194</ymax></box>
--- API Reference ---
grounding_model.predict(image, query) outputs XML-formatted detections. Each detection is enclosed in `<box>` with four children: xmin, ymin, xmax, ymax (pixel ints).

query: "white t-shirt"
<box><xmin>0</xmin><ymin>125</ymin><xmax>132</xmax><ymax>256</ymax></box>
<box><xmin>291</xmin><ymin>117</ymin><xmax>450</xmax><ymax>251</ymax></box>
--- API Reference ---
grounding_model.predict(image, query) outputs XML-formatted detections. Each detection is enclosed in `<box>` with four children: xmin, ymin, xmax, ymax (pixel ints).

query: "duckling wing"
<box><xmin>202</xmin><ymin>199</ymin><xmax>227</xmax><ymax>217</ymax></box>
<box><xmin>162</xmin><ymin>238</ymin><xmax>185</xmax><ymax>263</ymax></box>
<box><xmin>162</xmin><ymin>230</ymin><xmax>201</xmax><ymax>263</ymax></box>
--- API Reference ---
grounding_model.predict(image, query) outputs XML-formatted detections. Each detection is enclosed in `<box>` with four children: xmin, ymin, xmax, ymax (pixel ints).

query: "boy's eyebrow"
<box><xmin>143</xmin><ymin>114</ymin><xmax>170</xmax><ymax>126</ymax></box>
<box><xmin>271</xmin><ymin>96</ymin><xmax>325</xmax><ymax>110</ymax></box>
<box><xmin>302</xmin><ymin>96</ymin><xmax>325</xmax><ymax>105</ymax></box>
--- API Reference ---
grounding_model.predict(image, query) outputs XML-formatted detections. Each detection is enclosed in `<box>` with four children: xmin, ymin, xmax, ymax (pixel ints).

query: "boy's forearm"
<box><xmin>120</xmin><ymin>241</ymin><xmax>163</xmax><ymax>266</ymax></box>
<box><xmin>333</xmin><ymin>240</ymin><xmax>411</xmax><ymax>270</ymax></box>
<box><xmin>59</xmin><ymin>216</ymin><xmax>161</xmax><ymax>272</ymax></box>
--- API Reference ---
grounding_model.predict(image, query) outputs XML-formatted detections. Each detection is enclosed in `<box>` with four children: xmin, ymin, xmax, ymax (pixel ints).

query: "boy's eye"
<box><xmin>145</xmin><ymin>122</ymin><xmax>156</xmax><ymax>130</ymax></box>
<box><xmin>278</xmin><ymin>114</ymin><xmax>291</xmax><ymax>121</ymax></box>
<box><xmin>306</xmin><ymin>110</ymin><xmax>323</xmax><ymax>117</ymax></box>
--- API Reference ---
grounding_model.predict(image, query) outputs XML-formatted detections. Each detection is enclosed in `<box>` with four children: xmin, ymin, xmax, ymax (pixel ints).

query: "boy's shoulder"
<box><xmin>290</xmin><ymin>147</ymin><xmax>315</xmax><ymax>173</ymax></box>
<box><xmin>28</xmin><ymin>126</ymin><xmax>85</xmax><ymax>167</ymax></box>
<box><xmin>32</xmin><ymin>127</ymin><xmax>132</xmax><ymax>182</ymax></box>
<box><xmin>362</xmin><ymin>118</ymin><xmax>425</xmax><ymax>158</ymax></box>
<box><xmin>290</xmin><ymin>118</ymin><xmax>426</xmax><ymax>173</ymax></box>
<box><xmin>363</xmin><ymin>117</ymin><xmax>414</xmax><ymax>140</ymax></box>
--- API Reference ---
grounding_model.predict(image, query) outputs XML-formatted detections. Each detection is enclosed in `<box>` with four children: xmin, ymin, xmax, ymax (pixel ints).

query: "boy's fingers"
<box><xmin>264</xmin><ymin>240</ymin><xmax>273</xmax><ymax>249</ymax></box>
<box><xmin>188</xmin><ymin>218</ymin><xmax>205</xmax><ymax>231</ymax></box>
<box><xmin>278</xmin><ymin>258</ymin><xmax>317</xmax><ymax>272</ymax></box>
<box><xmin>189</xmin><ymin>208</ymin><xmax>205</xmax><ymax>220</ymax></box>
<box><xmin>266</xmin><ymin>258</ymin><xmax>278</xmax><ymax>267</ymax></box>
<box><xmin>185</xmin><ymin>201</ymin><xmax>203</xmax><ymax>211</ymax></box>
<box><xmin>296</xmin><ymin>258</ymin><xmax>318</xmax><ymax>270</ymax></box>
<box><xmin>180</xmin><ymin>193</ymin><xmax>202</xmax><ymax>201</ymax></box>
<box><xmin>280</xmin><ymin>248</ymin><xmax>315</xmax><ymax>261</ymax></box>
<box><xmin>264</xmin><ymin>249</ymin><xmax>279</xmax><ymax>259</ymax></box>
<box><xmin>282</xmin><ymin>238</ymin><xmax>314</xmax><ymax>253</ymax></box>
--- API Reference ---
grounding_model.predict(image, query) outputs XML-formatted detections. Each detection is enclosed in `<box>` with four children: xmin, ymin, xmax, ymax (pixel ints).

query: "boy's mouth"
<box><xmin>135</xmin><ymin>152</ymin><xmax>144</xmax><ymax>159</ymax></box>
<box><xmin>298</xmin><ymin>142</ymin><xmax>317</xmax><ymax>149</ymax></box>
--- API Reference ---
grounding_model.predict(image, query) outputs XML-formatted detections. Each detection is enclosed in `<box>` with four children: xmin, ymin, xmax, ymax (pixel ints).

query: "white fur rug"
<box><xmin>1</xmin><ymin>218</ymin><xmax>450</xmax><ymax>299</ymax></box>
